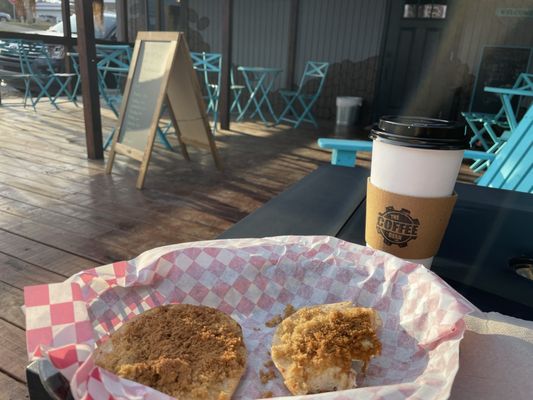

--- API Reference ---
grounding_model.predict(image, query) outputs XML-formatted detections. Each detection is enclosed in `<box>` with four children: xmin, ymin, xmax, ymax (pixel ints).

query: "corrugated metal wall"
<box><xmin>187</xmin><ymin>0</ymin><xmax>386</xmax><ymax>120</ymax></box>
<box><xmin>187</xmin><ymin>0</ymin><xmax>223</xmax><ymax>52</ymax></box>
<box><xmin>456</xmin><ymin>0</ymin><xmax>533</xmax><ymax>75</ymax></box>
<box><xmin>184</xmin><ymin>0</ymin><xmax>533</xmax><ymax>122</ymax></box>
<box><xmin>232</xmin><ymin>0</ymin><xmax>291</xmax><ymax>89</ymax></box>
<box><xmin>295</xmin><ymin>0</ymin><xmax>387</xmax><ymax>119</ymax></box>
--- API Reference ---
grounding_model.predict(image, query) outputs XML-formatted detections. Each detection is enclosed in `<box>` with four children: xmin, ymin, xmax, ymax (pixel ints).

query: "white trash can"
<box><xmin>336</xmin><ymin>96</ymin><xmax>363</xmax><ymax>126</ymax></box>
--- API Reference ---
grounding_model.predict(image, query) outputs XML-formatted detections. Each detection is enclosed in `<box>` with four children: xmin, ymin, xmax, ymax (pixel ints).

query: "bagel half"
<box><xmin>271</xmin><ymin>302</ymin><xmax>381</xmax><ymax>395</ymax></box>
<box><xmin>94</xmin><ymin>304</ymin><xmax>247</xmax><ymax>400</ymax></box>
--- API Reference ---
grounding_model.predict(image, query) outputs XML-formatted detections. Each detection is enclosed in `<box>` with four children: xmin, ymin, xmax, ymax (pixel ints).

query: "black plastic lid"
<box><xmin>370</xmin><ymin>116</ymin><xmax>468</xmax><ymax>150</ymax></box>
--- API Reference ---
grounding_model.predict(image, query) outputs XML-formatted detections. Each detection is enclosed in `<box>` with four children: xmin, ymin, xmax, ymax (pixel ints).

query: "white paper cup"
<box><xmin>367</xmin><ymin>116</ymin><xmax>467</xmax><ymax>268</ymax></box>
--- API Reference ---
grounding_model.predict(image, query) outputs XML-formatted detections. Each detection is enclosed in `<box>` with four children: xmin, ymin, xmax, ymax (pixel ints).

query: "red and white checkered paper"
<box><xmin>24</xmin><ymin>236</ymin><xmax>476</xmax><ymax>400</ymax></box>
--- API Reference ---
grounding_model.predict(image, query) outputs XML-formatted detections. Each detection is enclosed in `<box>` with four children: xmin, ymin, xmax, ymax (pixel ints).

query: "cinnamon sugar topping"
<box><xmin>94</xmin><ymin>304</ymin><xmax>247</xmax><ymax>399</ymax></box>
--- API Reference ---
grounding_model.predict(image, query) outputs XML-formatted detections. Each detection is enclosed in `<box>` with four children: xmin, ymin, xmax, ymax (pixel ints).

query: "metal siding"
<box><xmin>452</xmin><ymin>0</ymin><xmax>533</xmax><ymax>113</ymax></box>
<box><xmin>295</xmin><ymin>0</ymin><xmax>388</xmax><ymax>119</ymax></box>
<box><xmin>188</xmin><ymin>0</ymin><xmax>223</xmax><ymax>52</ymax></box>
<box><xmin>232</xmin><ymin>0</ymin><xmax>290</xmax><ymax>91</ymax></box>
<box><xmin>456</xmin><ymin>0</ymin><xmax>533</xmax><ymax>75</ymax></box>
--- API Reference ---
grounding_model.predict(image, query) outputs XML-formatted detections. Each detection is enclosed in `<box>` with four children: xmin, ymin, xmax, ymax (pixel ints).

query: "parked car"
<box><xmin>0</xmin><ymin>12</ymin><xmax>11</xmax><ymax>22</ymax></box>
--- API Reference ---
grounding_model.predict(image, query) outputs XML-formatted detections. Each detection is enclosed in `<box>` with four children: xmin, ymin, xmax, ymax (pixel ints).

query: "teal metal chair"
<box><xmin>159</xmin><ymin>51</ymin><xmax>221</xmax><ymax>140</ymax></box>
<box><xmin>0</xmin><ymin>40</ymin><xmax>32</xmax><ymax>107</ymax></box>
<box><xmin>1</xmin><ymin>39</ymin><xmax>75</xmax><ymax>109</ymax></box>
<box><xmin>17</xmin><ymin>40</ymin><xmax>76</xmax><ymax>109</ymax></box>
<box><xmin>90</xmin><ymin>44</ymin><xmax>172</xmax><ymax>151</ymax></box>
<box><xmin>191</xmin><ymin>51</ymin><xmax>222</xmax><ymax>132</ymax></box>
<box><xmin>277</xmin><ymin>61</ymin><xmax>329</xmax><ymax>128</ymax></box>
<box><xmin>462</xmin><ymin>73</ymin><xmax>533</xmax><ymax>147</ymax></box>
<box><xmin>464</xmin><ymin>73</ymin><xmax>533</xmax><ymax>172</ymax></box>
<box><xmin>318</xmin><ymin>104</ymin><xmax>533</xmax><ymax>193</ymax></box>
<box><xmin>67</xmin><ymin>52</ymin><xmax>81</xmax><ymax>101</ymax></box>
<box><xmin>230</xmin><ymin>67</ymin><xmax>245</xmax><ymax>115</ymax></box>
<box><xmin>95</xmin><ymin>44</ymin><xmax>132</xmax><ymax>117</ymax></box>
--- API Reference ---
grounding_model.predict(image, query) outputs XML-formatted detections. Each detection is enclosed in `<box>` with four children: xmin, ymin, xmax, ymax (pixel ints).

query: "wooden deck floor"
<box><xmin>0</xmin><ymin>98</ymin><xmax>478</xmax><ymax>398</ymax></box>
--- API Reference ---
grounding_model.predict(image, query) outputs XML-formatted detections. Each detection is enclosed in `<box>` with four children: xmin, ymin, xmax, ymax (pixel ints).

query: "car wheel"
<box><xmin>0</xmin><ymin>17</ymin><xmax>7</xmax><ymax>22</ymax></box>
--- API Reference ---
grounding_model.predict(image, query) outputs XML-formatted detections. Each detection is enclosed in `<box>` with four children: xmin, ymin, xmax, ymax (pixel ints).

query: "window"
<box><xmin>403</xmin><ymin>1</ymin><xmax>448</xmax><ymax>19</ymax></box>
<box><xmin>0</xmin><ymin>0</ymin><xmax>64</xmax><ymax>36</ymax></box>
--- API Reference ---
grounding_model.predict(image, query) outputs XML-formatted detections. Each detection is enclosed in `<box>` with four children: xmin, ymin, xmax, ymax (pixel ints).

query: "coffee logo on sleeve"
<box><xmin>376</xmin><ymin>206</ymin><xmax>419</xmax><ymax>247</ymax></box>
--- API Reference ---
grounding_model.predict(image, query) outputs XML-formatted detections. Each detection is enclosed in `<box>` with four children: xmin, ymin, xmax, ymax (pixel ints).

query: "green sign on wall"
<box><xmin>496</xmin><ymin>8</ymin><xmax>533</xmax><ymax>18</ymax></box>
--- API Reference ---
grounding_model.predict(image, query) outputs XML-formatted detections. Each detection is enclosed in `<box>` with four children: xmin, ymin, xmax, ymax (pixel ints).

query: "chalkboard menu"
<box><xmin>470</xmin><ymin>46</ymin><xmax>532</xmax><ymax>113</ymax></box>
<box><xmin>119</xmin><ymin>40</ymin><xmax>173</xmax><ymax>152</ymax></box>
<box><xmin>106</xmin><ymin>32</ymin><xmax>221</xmax><ymax>189</ymax></box>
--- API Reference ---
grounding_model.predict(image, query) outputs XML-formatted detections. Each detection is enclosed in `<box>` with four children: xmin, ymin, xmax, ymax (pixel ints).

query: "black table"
<box><xmin>27</xmin><ymin>165</ymin><xmax>533</xmax><ymax>399</ymax></box>
<box><xmin>221</xmin><ymin>165</ymin><xmax>533</xmax><ymax>320</ymax></box>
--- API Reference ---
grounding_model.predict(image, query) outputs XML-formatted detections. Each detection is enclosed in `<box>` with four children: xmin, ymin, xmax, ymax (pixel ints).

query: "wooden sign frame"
<box><xmin>105</xmin><ymin>32</ymin><xmax>222</xmax><ymax>189</ymax></box>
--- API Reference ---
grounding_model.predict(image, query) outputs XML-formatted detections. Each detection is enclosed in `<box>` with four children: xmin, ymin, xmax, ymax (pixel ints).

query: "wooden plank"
<box><xmin>0</xmin><ymin>282</ymin><xmax>25</xmax><ymax>329</ymax></box>
<box><xmin>0</xmin><ymin>319</ymin><xmax>28</xmax><ymax>382</ymax></box>
<box><xmin>0</xmin><ymin>253</ymin><xmax>67</xmax><ymax>288</ymax></box>
<box><xmin>75</xmin><ymin>0</ymin><xmax>103</xmax><ymax>159</ymax></box>
<box><xmin>0</xmin><ymin>182</ymin><xmax>225</xmax><ymax>239</ymax></box>
<box><xmin>0</xmin><ymin>215</ymin><xmax>131</xmax><ymax>264</ymax></box>
<box><xmin>0</xmin><ymin>231</ymin><xmax>95</xmax><ymax>276</ymax></box>
<box><xmin>0</xmin><ymin>372</ymin><xmax>29</xmax><ymax>399</ymax></box>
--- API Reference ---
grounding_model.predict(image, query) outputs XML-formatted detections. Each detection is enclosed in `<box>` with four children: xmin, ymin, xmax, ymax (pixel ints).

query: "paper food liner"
<box><xmin>24</xmin><ymin>236</ymin><xmax>476</xmax><ymax>400</ymax></box>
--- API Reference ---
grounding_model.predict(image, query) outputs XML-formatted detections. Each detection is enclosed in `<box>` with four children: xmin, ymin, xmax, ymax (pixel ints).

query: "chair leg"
<box><xmin>465</xmin><ymin>119</ymin><xmax>490</xmax><ymax>151</ymax></box>
<box><xmin>156</xmin><ymin>126</ymin><xmax>173</xmax><ymax>150</ymax></box>
<box><xmin>276</xmin><ymin>93</ymin><xmax>294</xmax><ymax>124</ymax></box>
<box><xmin>103</xmin><ymin>128</ymin><xmax>115</xmax><ymax>150</ymax></box>
<box><xmin>230</xmin><ymin>89</ymin><xmax>243</xmax><ymax>114</ymax></box>
<box><xmin>295</xmin><ymin>97</ymin><xmax>318</xmax><ymax>128</ymax></box>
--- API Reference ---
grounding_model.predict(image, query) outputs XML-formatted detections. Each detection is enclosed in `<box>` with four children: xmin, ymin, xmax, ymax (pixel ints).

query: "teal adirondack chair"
<box><xmin>318</xmin><ymin>105</ymin><xmax>533</xmax><ymax>193</ymax></box>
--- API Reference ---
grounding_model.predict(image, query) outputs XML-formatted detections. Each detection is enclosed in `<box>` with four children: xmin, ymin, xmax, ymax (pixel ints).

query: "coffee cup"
<box><xmin>365</xmin><ymin>116</ymin><xmax>468</xmax><ymax>268</ymax></box>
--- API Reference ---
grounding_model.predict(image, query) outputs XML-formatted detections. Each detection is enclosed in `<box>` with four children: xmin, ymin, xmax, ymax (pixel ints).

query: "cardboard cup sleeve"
<box><xmin>365</xmin><ymin>179</ymin><xmax>457</xmax><ymax>259</ymax></box>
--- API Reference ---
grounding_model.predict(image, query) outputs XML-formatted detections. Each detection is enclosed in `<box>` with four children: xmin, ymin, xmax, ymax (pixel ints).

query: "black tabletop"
<box><xmin>221</xmin><ymin>165</ymin><xmax>533</xmax><ymax>320</ymax></box>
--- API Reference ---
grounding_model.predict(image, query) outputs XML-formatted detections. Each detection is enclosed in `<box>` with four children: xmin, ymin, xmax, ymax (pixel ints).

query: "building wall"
<box><xmin>295</xmin><ymin>0</ymin><xmax>387</xmax><ymax>120</ymax></box>
<box><xmin>187</xmin><ymin>0</ymin><xmax>223</xmax><ymax>52</ymax></box>
<box><xmin>184</xmin><ymin>0</ymin><xmax>533</xmax><ymax>122</ymax></box>
<box><xmin>456</xmin><ymin>0</ymin><xmax>533</xmax><ymax>75</ymax></box>
<box><xmin>187</xmin><ymin>0</ymin><xmax>387</xmax><ymax>121</ymax></box>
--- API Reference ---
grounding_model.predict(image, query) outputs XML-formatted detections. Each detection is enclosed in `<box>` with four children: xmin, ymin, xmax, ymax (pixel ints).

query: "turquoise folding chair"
<box><xmin>0</xmin><ymin>40</ymin><xmax>33</xmax><ymax>107</ymax></box>
<box><xmin>191</xmin><ymin>51</ymin><xmax>222</xmax><ymax>132</ymax></box>
<box><xmin>462</xmin><ymin>73</ymin><xmax>533</xmax><ymax>149</ymax></box>
<box><xmin>463</xmin><ymin>73</ymin><xmax>533</xmax><ymax>172</ymax></box>
<box><xmin>92</xmin><ymin>45</ymin><xmax>172</xmax><ymax>151</ymax></box>
<box><xmin>95</xmin><ymin>44</ymin><xmax>132</xmax><ymax>117</ymax></box>
<box><xmin>230</xmin><ymin>67</ymin><xmax>245</xmax><ymax>115</ymax></box>
<box><xmin>159</xmin><ymin>51</ymin><xmax>221</xmax><ymax>139</ymax></box>
<box><xmin>318</xmin><ymin>105</ymin><xmax>533</xmax><ymax>193</ymax></box>
<box><xmin>18</xmin><ymin>40</ymin><xmax>76</xmax><ymax>109</ymax></box>
<box><xmin>277</xmin><ymin>61</ymin><xmax>329</xmax><ymax>128</ymax></box>
<box><xmin>67</xmin><ymin>52</ymin><xmax>81</xmax><ymax>101</ymax></box>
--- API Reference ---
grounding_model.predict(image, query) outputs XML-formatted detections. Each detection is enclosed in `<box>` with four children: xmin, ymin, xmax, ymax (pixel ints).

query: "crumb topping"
<box><xmin>261</xmin><ymin>390</ymin><xmax>273</xmax><ymax>398</ymax></box>
<box><xmin>266</xmin><ymin>304</ymin><xmax>297</xmax><ymax>328</ymax></box>
<box><xmin>259</xmin><ymin>368</ymin><xmax>276</xmax><ymax>384</ymax></box>
<box><xmin>95</xmin><ymin>304</ymin><xmax>246</xmax><ymax>399</ymax></box>
<box><xmin>272</xmin><ymin>305</ymin><xmax>381</xmax><ymax>378</ymax></box>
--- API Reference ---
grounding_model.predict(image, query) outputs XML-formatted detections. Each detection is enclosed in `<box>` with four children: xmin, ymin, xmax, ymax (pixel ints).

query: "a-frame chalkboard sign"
<box><xmin>105</xmin><ymin>32</ymin><xmax>222</xmax><ymax>189</ymax></box>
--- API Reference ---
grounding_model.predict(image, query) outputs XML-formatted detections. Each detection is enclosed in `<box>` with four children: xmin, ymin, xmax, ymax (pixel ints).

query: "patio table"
<box><xmin>236</xmin><ymin>66</ymin><xmax>282</xmax><ymax>125</ymax></box>
<box><xmin>221</xmin><ymin>165</ymin><xmax>533</xmax><ymax>319</ymax></box>
<box><xmin>27</xmin><ymin>165</ymin><xmax>533</xmax><ymax>399</ymax></box>
<box><xmin>484</xmin><ymin>85</ymin><xmax>533</xmax><ymax>130</ymax></box>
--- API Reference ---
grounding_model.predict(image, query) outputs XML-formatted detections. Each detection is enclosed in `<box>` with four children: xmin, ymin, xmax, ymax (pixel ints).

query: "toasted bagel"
<box><xmin>94</xmin><ymin>304</ymin><xmax>247</xmax><ymax>400</ymax></box>
<box><xmin>271</xmin><ymin>302</ymin><xmax>381</xmax><ymax>395</ymax></box>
